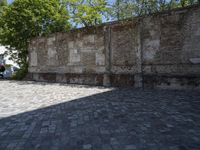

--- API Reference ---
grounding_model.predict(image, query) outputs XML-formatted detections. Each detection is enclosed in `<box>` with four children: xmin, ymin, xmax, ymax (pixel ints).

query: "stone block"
<box><xmin>48</xmin><ymin>48</ymin><xmax>57</xmax><ymax>58</ymax></box>
<box><xmin>68</xmin><ymin>41</ymin><xmax>74</xmax><ymax>49</ymax></box>
<box><xmin>98</xmin><ymin>46</ymin><xmax>105</xmax><ymax>52</ymax></box>
<box><xmin>72</xmin><ymin>67</ymin><xmax>84</xmax><ymax>73</ymax></box>
<box><xmin>103</xmin><ymin>74</ymin><xmax>111</xmax><ymax>87</ymax></box>
<box><xmin>76</xmin><ymin>41</ymin><xmax>83</xmax><ymax>48</ymax></box>
<box><xmin>189</xmin><ymin>58</ymin><xmax>200</xmax><ymax>64</ymax></box>
<box><xmin>30</xmin><ymin>51</ymin><xmax>37</xmax><ymax>67</ymax></box>
<box><xmin>32</xmin><ymin>73</ymin><xmax>39</xmax><ymax>80</ymax></box>
<box><xmin>143</xmin><ymin>39</ymin><xmax>160</xmax><ymax>62</ymax></box>
<box><xmin>96</xmin><ymin>67</ymin><xmax>106</xmax><ymax>73</ymax></box>
<box><xmin>81</xmin><ymin>53</ymin><xmax>95</xmax><ymax>66</ymax></box>
<box><xmin>38</xmin><ymin>38</ymin><xmax>45</xmax><ymax>43</ymax></box>
<box><xmin>81</xmin><ymin>47</ymin><xmax>97</xmax><ymax>52</ymax></box>
<box><xmin>196</xmin><ymin>28</ymin><xmax>200</xmax><ymax>36</ymax></box>
<box><xmin>84</xmin><ymin>35</ymin><xmax>95</xmax><ymax>43</ymax></box>
<box><xmin>47</xmin><ymin>36</ymin><xmax>56</xmax><ymax>45</ymax></box>
<box><xmin>134</xmin><ymin>74</ymin><xmax>143</xmax><ymax>88</ymax></box>
<box><xmin>96</xmin><ymin>53</ymin><xmax>105</xmax><ymax>66</ymax></box>
<box><xmin>47</xmin><ymin>47</ymin><xmax>58</xmax><ymax>66</ymax></box>
<box><xmin>56</xmin><ymin>74</ymin><xmax>67</xmax><ymax>83</ymax></box>
<box><xmin>69</xmin><ymin>49</ymin><xmax>80</xmax><ymax>63</ymax></box>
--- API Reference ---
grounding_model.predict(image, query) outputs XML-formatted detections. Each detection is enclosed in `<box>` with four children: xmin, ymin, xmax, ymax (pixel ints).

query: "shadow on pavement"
<box><xmin>0</xmin><ymin>83</ymin><xmax>200</xmax><ymax>150</ymax></box>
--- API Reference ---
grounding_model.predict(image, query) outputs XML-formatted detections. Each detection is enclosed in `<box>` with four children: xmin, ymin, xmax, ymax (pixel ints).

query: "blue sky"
<box><xmin>7</xmin><ymin>0</ymin><xmax>13</xmax><ymax>3</ymax></box>
<box><xmin>8</xmin><ymin>0</ymin><xmax>13</xmax><ymax>4</ymax></box>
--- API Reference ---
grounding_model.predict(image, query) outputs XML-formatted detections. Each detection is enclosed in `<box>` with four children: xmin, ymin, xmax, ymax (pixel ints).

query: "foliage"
<box><xmin>0</xmin><ymin>0</ymin><xmax>7</xmax><ymax>10</ymax></box>
<box><xmin>64</xmin><ymin>0</ymin><xmax>110</xmax><ymax>27</ymax></box>
<box><xmin>12</xmin><ymin>63</ymin><xmax>27</xmax><ymax>80</ymax></box>
<box><xmin>111</xmin><ymin>0</ymin><xmax>200</xmax><ymax>20</ymax></box>
<box><xmin>4</xmin><ymin>64</ymin><xmax>12</xmax><ymax>68</ymax></box>
<box><xmin>0</xmin><ymin>0</ymin><xmax>70</xmax><ymax>79</ymax></box>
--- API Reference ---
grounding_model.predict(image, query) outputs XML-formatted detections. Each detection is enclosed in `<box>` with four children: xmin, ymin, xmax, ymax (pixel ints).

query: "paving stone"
<box><xmin>83</xmin><ymin>144</ymin><xmax>92</xmax><ymax>149</ymax></box>
<box><xmin>0</xmin><ymin>81</ymin><xmax>200</xmax><ymax>150</ymax></box>
<box><xmin>102</xmin><ymin>144</ymin><xmax>113</xmax><ymax>150</ymax></box>
<box><xmin>125</xmin><ymin>145</ymin><xmax>137</xmax><ymax>150</ymax></box>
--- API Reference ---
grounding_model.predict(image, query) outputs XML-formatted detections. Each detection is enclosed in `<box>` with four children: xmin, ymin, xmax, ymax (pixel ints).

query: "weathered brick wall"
<box><xmin>28</xmin><ymin>5</ymin><xmax>200</xmax><ymax>89</ymax></box>
<box><xmin>141</xmin><ymin>6</ymin><xmax>200</xmax><ymax>89</ymax></box>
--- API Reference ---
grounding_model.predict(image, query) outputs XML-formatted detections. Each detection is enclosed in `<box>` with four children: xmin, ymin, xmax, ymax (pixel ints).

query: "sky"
<box><xmin>7</xmin><ymin>0</ymin><xmax>13</xmax><ymax>4</ymax></box>
<box><xmin>0</xmin><ymin>46</ymin><xmax>18</xmax><ymax>66</ymax></box>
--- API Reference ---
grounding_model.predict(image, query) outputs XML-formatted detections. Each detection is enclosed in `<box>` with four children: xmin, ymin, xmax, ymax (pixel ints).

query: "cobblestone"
<box><xmin>0</xmin><ymin>81</ymin><xmax>200</xmax><ymax>150</ymax></box>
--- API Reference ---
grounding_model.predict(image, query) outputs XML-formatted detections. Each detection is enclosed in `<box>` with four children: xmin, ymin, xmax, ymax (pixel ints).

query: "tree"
<box><xmin>110</xmin><ymin>0</ymin><xmax>200</xmax><ymax>21</ymax></box>
<box><xmin>0</xmin><ymin>0</ymin><xmax>7</xmax><ymax>7</ymax></box>
<box><xmin>110</xmin><ymin>0</ymin><xmax>160</xmax><ymax>20</ymax></box>
<box><xmin>64</xmin><ymin>0</ymin><xmax>109</xmax><ymax>27</ymax></box>
<box><xmin>0</xmin><ymin>0</ymin><xmax>7</xmax><ymax>12</ymax></box>
<box><xmin>0</xmin><ymin>0</ymin><xmax>70</xmax><ymax>79</ymax></box>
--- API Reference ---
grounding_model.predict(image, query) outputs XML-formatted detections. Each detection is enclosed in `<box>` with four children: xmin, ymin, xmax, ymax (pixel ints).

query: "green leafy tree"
<box><xmin>0</xmin><ymin>0</ymin><xmax>70</xmax><ymax>79</ymax></box>
<box><xmin>0</xmin><ymin>0</ymin><xmax>7</xmax><ymax>7</ymax></box>
<box><xmin>111</xmin><ymin>0</ymin><xmax>159</xmax><ymax>20</ymax></box>
<box><xmin>0</xmin><ymin>0</ymin><xmax>7</xmax><ymax>12</ymax></box>
<box><xmin>64</xmin><ymin>0</ymin><xmax>109</xmax><ymax>27</ymax></box>
<box><xmin>111</xmin><ymin>0</ymin><xmax>200</xmax><ymax>20</ymax></box>
<box><xmin>0</xmin><ymin>0</ymin><xmax>7</xmax><ymax>38</ymax></box>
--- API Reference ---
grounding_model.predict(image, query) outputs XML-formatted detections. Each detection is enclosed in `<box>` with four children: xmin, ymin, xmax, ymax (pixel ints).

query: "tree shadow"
<box><xmin>0</xmin><ymin>84</ymin><xmax>200</xmax><ymax>150</ymax></box>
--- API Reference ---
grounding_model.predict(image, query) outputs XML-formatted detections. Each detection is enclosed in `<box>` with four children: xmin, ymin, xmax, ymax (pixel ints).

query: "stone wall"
<box><xmin>28</xmin><ymin>5</ymin><xmax>200</xmax><ymax>89</ymax></box>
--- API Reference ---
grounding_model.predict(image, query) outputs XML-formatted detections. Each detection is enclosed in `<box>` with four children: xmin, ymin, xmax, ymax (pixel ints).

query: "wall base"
<box><xmin>28</xmin><ymin>73</ymin><xmax>135</xmax><ymax>87</ymax></box>
<box><xmin>143</xmin><ymin>74</ymin><xmax>200</xmax><ymax>90</ymax></box>
<box><xmin>27</xmin><ymin>73</ymin><xmax>200</xmax><ymax>89</ymax></box>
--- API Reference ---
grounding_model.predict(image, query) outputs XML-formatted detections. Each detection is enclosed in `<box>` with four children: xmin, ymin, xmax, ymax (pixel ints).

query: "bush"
<box><xmin>12</xmin><ymin>64</ymin><xmax>28</xmax><ymax>80</ymax></box>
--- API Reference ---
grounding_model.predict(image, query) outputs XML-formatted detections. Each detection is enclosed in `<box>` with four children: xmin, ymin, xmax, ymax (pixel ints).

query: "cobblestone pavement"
<box><xmin>0</xmin><ymin>81</ymin><xmax>200</xmax><ymax>150</ymax></box>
